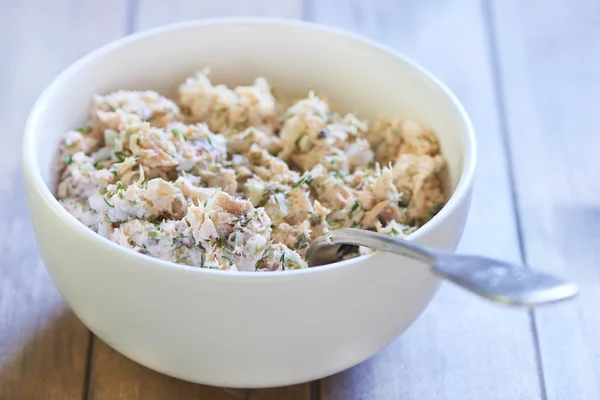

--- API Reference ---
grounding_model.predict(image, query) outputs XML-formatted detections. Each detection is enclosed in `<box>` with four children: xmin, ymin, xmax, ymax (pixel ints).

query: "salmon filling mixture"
<box><xmin>55</xmin><ymin>70</ymin><xmax>446</xmax><ymax>271</ymax></box>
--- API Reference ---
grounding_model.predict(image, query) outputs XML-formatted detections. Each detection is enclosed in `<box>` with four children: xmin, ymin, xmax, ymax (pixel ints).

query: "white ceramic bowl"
<box><xmin>23</xmin><ymin>18</ymin><xmax>475</xmax><ymax>388</ymax></box>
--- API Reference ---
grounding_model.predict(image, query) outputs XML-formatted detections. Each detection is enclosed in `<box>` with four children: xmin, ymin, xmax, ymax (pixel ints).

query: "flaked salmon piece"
<box><xmin>56</xmin><ymin>70</ymin><xmax>446</xmax><ymax>271</ymax></box>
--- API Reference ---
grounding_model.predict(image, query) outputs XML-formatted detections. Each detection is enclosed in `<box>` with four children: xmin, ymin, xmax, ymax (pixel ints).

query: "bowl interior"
<box><xmin>26</xmin><ymin>19</ymin><xmax>471</xmax><ymax>228</ymax></box>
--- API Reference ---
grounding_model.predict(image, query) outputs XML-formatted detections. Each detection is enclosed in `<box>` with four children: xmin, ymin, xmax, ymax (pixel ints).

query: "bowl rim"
<box><xmin>22</xmin><ymin>17</ymin><xmax>476</xmax><ymax>279</ymax></box>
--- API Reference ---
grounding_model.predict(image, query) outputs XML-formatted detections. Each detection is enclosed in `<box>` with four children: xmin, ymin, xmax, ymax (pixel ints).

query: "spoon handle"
<box><xmin>330</xmin><ymin>229</ymin><xmax>578</xmax><ymax>306</ymax></box>
<box><xmin>431</xmin><ymin>253</ymin><xmax>578</xmax><ymax>306</ymax></box>
<box><xmin>325</xmin><ymin>228</ymin><xmax>436</xmax><ymax>264</ymax></box>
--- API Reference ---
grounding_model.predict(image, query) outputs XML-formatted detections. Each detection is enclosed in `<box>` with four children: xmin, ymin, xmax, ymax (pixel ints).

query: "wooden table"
<box><xmin>2</xmin><ymin>0</ymin><xmax>598</xmax><ymax>398</ymax></box>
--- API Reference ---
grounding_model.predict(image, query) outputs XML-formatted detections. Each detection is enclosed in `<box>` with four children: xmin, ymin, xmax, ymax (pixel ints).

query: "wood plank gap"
<box><xmin>528</xmin><ymin>310</ymin><xmax>549</xmax><ymax>400</ymax></box>
<box><xmin>481</xmin><ymin>1</ymin><xmax>548</xmax><ymax>399</ymax></box>
<box><xmin>126</xmin><ymin>0</ymin><xmax>139</xmax><ymax>34</ymax></box>
<box><xmin>301</xmin><ymin>0</ymin><xmax>313</xmax><ymax>21</ymax></box>
<box><xmin>82</xmin><ymin>332</ymin><xmax>96</xmax><ymax>400</ymax></box>
<box><xmin>310</xmin><ymin>380</ymin><xmax>321</xmax><ymax>400</ymax></box>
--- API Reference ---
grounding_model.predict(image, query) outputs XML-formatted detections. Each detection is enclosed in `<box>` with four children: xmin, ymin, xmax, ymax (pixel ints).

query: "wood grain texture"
<box><xmin>6</xmin><ymin>0</ymin><xmax>593</xmax><ymax>398</ymax></box>
<box><xmin>309</xmin><ymin>1</ymin><xmax>543</xmax><ymax>399</ymax></box>
<box><xmin>90</xmin><ymin>341</ymin><xmax>310</xmax><ymax>400</ymax></box>
<box><xmin>0</xmin><ymin>1</ymin><xmax>126</xmax><ymax>399</ymax></box>
<box><xmin>490</xmin><ymin>1</ymin><xmax>600</xmax><ymax>399</ymax></box>
<box><xmin>90</xmin><ymin>341</ymin><xmax>247</xmax><ymax>400</ymax></box>
<box><xmin>86</xmin><ymin>1</ymin><xmax>311</xmax><ymax>399</ymax></box>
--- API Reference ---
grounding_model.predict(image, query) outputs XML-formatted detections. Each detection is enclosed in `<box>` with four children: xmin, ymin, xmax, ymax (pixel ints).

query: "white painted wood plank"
<box><xmin>0</xmin><ymin>0</ymin><xmax>126</xmax><ymax>398</ymax></box>
<box><xmin>491</xmin><ymin>1</ymin><xmax>600</xmax><ymax>399</ymax></box>
<box><xmin>136</xmin><ymin>0</ymin><xmax>302</xmax><ymax>30</ymax></box>
<box><xmin>311</xmin><ymin>1</ymin><xmax>542</xmax><ymax>398</ymax></box>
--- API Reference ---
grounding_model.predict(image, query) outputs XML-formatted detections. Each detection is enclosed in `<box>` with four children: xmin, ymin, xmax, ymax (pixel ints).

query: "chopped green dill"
<box><xmin>114</xmin><ymin>151</ymin><xmax>127</xmax><ymax>162</ymax></box>
<box><xmin>348</xmin><ymin>200</ymin><xmax>361</xmax><ymax>218</ymax></box>
<box><xmin>232</xmin><ymin>216</ymin><xmax>243</xmax><ymax>223</ymax></box>
<box><xmin>329</xmin><ymin>221</ymin><xmax>344</xmax><ymax>230</ymax></box>
<box><xmin>75</xmin><ymin>126</ymin><xmax>88</xmax><ymax>133</ymax></box>
<box><xmin>241</xmin><ymin>217</ymin><xmax>252</xmax><ymax>228</ymax></box>
<box><xmin>103</xmin><ymin>196</ymin><xmax>114</xmax><ymax>208</ymax></box>
<box><xmin>270</xmin><ymin>189</ymin><xmax>280</xmax><ymax>205</ymax></box>
<box><xmin>318</xmin><ymin>128</ymin><xmax>329</xmax><ymax>139</ymax></box>
<box><xmin>270</xmin><ymin>86</ymin><xmax>278</xmax><ymax>99</ymax></box>
<box><xmin>222</xmin><ymin>255</ymin><xmax>233</xmax><ymax>265</ymax></box>
<box><xmin>204</xmin><ymin>238</ymin><xmax>211</xmax><ymax>242</ymax></box>
<box><xmin>213</xmin><ymin>237</ymin><xmax>223</xmax><ymax>247</ymax></box>
<box><xmin>171</xmin><ymin>128</ymin><xmax>188</xmax><ymax>140</ymax></box>
<box><xmin>291</xmin><ymin>173</ymin><xmax>313</xmax><ymax>189</ymax></box>
<box><xmin>333</xmin><ymin>172</ymin><xmax>345</xmax><ymax>180</ymax></box>
<box><xmin>352</xmin><ymin>221</ymin><xmax>362</xmax><ymax>228</ymax></box>
<box><xmin>200</xmin><ymin>254</ymin><xmax>205</xmax><ymax>268</ymax></box>
<box><xmin>206</xmin><ymin>138</ymin><xmax>214</xmax><ymax>148</ymax></box>
<box><xmin>164</xmin><ymin>150</ymin><xmax>176</xmax><ymax>158</ymax></box>
<box><xmin>253</xmin><ymin>209</ymin><xmax>259</xmax><ymax>215</ymax></box>
<box><xmin>391</xmin><ymin>128</ymin><xmax>400</xmax><ymax>136</ymax></box>
<box><xmin>326</xmin><ymin>111</ymin><xmax>336</xmax><ymax>119</ymax></box>
<box><xmin>280</xmin><ymin>252</ymin><xmax>286</xmax><ymax>270</ymax></box>
<box><xmin>148</xmin><ymin>230</ymin><xmax>160</xmax><ymax>239</ymax></box>
<box><xmin>391</xmin><ymin>228</ymin><xmax>399</xmax><ymax>235</ymax></box>
<box><xmin>294</xmin><ymin>132</ymin><xmax>307</xmax><ymax>147</ymax></box>
<box><xmin>255</xmin><ymin>245</ymin><xmax>271</xmax><ymax>270</ymax></box>
<box><xmin>116</xmin><ymin>181</ymin><xmax>124</xmax><ymax>192</ymax></box>
<box><xmin>63</xmin><ymin>155</ymin><xmax>73</xmax><ymax>165</ymax></box>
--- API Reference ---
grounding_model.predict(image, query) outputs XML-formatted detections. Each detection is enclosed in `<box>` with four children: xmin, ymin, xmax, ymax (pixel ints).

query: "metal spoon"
<box><xmin>305</xmin><ymin>228</ymin><xmax>578</xmax><ymax>307</ymax></box>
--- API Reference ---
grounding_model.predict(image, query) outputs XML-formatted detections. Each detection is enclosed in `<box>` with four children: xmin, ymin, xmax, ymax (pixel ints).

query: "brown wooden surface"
<box><xmin>1</xmin><ymin>0</ymin><xmax>598</xmax><ymax>398</ymax></box>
